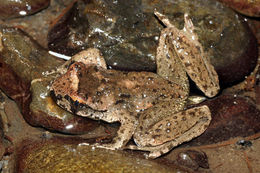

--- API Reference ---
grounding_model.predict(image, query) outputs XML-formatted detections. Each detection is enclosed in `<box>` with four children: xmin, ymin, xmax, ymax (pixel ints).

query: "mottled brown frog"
<box><xmin>51</xmin><ymin>11</ymin><xmax>219</xmax><ymax>158</ymax></box>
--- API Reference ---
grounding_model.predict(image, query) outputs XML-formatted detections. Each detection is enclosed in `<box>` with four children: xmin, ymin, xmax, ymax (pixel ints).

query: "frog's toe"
<box><xmin>94</xmin><ymin>143</ymin><xmax>120</xmax><ymax>150</ymax></box>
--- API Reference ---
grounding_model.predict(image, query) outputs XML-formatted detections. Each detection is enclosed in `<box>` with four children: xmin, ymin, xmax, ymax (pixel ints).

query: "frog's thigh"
<box><xmin>133</xmin><ymin>105</ymin><xmax>211</xmax><ymax>158</ymax></box>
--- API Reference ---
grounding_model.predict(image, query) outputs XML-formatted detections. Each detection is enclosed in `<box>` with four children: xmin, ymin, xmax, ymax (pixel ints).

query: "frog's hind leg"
<box><xmin>131</xmin><ymin>105</ymin><xmax>211</xmax><ymax>159</ymax></box>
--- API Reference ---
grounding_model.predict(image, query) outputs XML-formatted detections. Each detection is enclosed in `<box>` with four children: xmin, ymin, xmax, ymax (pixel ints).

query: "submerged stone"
<box><xmin>17</xmin><ymin>141</ymin><xmax>184</xmax><ymax>173</ymax></box>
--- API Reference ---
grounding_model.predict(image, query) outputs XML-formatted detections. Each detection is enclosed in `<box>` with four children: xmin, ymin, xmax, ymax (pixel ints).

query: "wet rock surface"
<box><xmin>217</xmin><ymin>0</ymin><xmax>260</xmax><ymax>17</ymax></box>
<box><xmin>16</xmin><ymin>140</ymin><xmax>186</xmax><ymax>173</ymax></box>
<box><xmin>48</xmin><ymin>0</ymin><xmax>258</xmax><ymax>86</ymax></box>
<box><xmin>0</xmin><ymin>0</ymin><xmax>50</xmax><ymax>19</ymax></box>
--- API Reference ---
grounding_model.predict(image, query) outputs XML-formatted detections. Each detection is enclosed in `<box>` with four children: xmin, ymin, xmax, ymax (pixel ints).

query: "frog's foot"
<box><xmin>126</xmin><ymin>142</ymin><xmax>178</xmax><ymax>159</ymax></box>
<box><xmin>94</xmin><ymin>131</ymin><xmax>135</xmax><ymax>151</ymax></box>
<box><xmin>93</xmin><ymin>143</ymin><xmax>119</xmax><ymax>150</ymax></box>
<box><xmin>131</xmin><ymin>105</ymin><xmax>212</xmax><ymax>159</ymax></box>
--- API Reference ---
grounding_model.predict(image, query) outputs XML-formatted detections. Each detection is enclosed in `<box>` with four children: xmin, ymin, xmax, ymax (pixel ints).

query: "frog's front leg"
<box><xmin>131</xmin><ymin>105</ymin><xmax>211</xmax><ymax>158</ymax></box>
<box><xmin>90</xmin><ymin>106</ymin><xmax>138</xmax><ymax>150</ymax></box>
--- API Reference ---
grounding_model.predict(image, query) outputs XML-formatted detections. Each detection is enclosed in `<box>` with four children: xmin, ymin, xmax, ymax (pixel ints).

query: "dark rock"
<box><xmin>217</xmin><ymin>0</ymin><xmax>260</xmax><ymax>17</ymax></box>
<box><xmin>0</xmin><ymin>0</ymin><xmax>50</xmax><ymax>19</ymax></box>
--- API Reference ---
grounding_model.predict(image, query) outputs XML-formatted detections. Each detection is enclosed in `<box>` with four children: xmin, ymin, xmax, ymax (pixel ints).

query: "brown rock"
<box><xmin>0</xmin><ymin>0</ymin><xmax>50</xmax><ymax>19</ymax></box>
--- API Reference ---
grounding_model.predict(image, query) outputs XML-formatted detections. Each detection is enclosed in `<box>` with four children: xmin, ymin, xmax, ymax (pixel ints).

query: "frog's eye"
<box><xmin>74</xmin><ymin>100</ymin><xmax>79</xmax><ymax>107</ymax></box>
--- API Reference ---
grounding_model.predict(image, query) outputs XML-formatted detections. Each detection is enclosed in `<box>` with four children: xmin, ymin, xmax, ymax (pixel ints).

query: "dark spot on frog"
<box><xmin>178</xmin><ymin>36</ymin><xmax>183</xmax><ymax>42</ymax></box>
<box><xmin>161</xmin><ymin>105</ymin><xmax>167</xmax><ymax>108</ymax></box>
<box><xmin>167</xmin><ymin>81</ymin><xmax>173</xmax><ymax>85</ymax></box>
<box><xmin>56</xmin><ymin>94</ymin><xmax>62</xmax><ymax>100</ymax></box>
<box><xmin>152</xmin><ymin>89</ymin><xmax>157</xmax><ymax>92</ymax></box>
<box><xmin>115</xmin><ymin>100</ymin><xmax>125</xmax><ymax>105</ymax></box>
<box><xmin>159</xmin><ymin>94</ymin><xmax>166</xmax><ymax>99</ymax></box>
<box><xmin>182</xmin><ymin>117</ymin><xmax>186</xmax><ymax>121</ymax></box>
<box><xmin>184</xmin><ymin>62</ymin><xmax>191</xmax><ymax>68</ymax></box>
<box><xmin>195</xmin><ymin>46</ymin><xmax>201</xmax><ymax>53</ymax></box>
<box><xmin>119</xmin><ymin>93</ymin><xmax>131</xmax><ymax>98</ymax></box>
<box><xmin>116</xmin><ymin>137</ymin><xmax>121</xmax><ymax>141</ymax></box>
<box><xmin>179</xmin><ymin>55</ymin><xmax>185</xmax><ymax>60</ymax></box>
<box><xmin>152</xmin><ymin>134</ymin><xmax>160</xmax><ymax>139</ymax></box>
<box><xmin>170</xmin><ymin>94</ymin><xmax>177</xmax><ymax>99</ymax></box>
<box><xmin>96</xmin><ymin>91</ymin><xmax>102</xmax><ymax>96</ymax></box>
<box><xmin>64</xmin><ymin>94</ymin><xmax>74</xmax><ymax>104</ymax></box>
<box><xmin>94</xmin><ymin>66</ymin><xmax>98</xmax><ymax>72</ymax></box>
<box><xmin>190</xmin><ymin>111</ymin><xmax>195</xmax><ymax>116</ymax></box>
<box><xmin>50</xmin><ymin>91</ymin><xmax>61</xmax><ymax>101</ymax></box>
<box><xmin>202</xmin><ymin>85</ymin><xmax>208</xmax><ymax>91</ymax></box>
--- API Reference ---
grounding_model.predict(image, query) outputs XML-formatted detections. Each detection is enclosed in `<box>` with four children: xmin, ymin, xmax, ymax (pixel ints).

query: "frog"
<box><xmin>50</xmin><ymin>11</ymin><xmax>219</xmax><ymax>158</ymax></box>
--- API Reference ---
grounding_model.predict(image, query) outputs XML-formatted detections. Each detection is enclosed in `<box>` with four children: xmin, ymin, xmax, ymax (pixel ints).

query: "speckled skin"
<box><xmin>51</xmin><ymin>12</ymin><xmax>219</xmax><ymax>158</ymax></box>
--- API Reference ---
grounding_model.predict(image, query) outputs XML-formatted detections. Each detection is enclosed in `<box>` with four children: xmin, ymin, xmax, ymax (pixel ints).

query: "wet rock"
<box><xmin>16</xmin><ymin>140</ymin><xmax>182</xmax><ymax>173</ymax></box>
<box><xmin>48</xmin><ymin>0</ymin><xmax>258</xmax><ymax>86</ymax></box>
<box><xmin>217</xmin><ymin>0</ymin><xmax>260</xmax><ymax>17</ymax></box>
<box><xmin>186</xmin><ymin>94</ymin><xmax>260</xmax><ymax>146</ymax></box>
<box><xmin>0</xmin><ymin>27</ymin><xmax>99</xmax><ymax>134</ymax></box>
<box><xmin>0</xmin><ymin>0</ymin><xmax>50</xmax><ymax>19</ymax></box>
<box><xmin>176</xmin><ymin>150</ymin><xmax>209</xmax><ymax>170</ymax></box>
